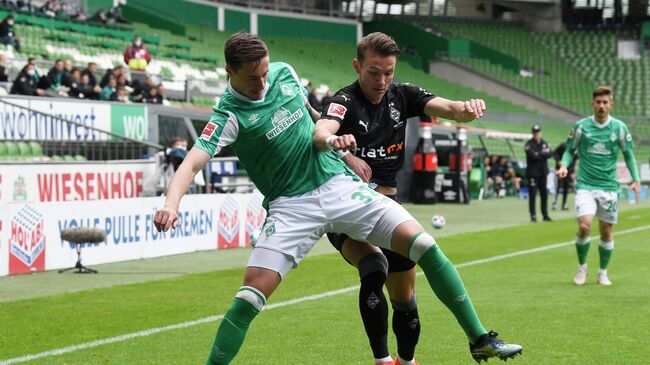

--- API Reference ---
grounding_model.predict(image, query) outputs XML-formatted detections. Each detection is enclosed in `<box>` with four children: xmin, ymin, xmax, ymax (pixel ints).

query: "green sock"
<box><xmin>417</xmin><ymin>245</ymin><xmax>487</xmax><ymax>343</ymax></box>
<box><xmin>599</xmin><ymin>246</ymin><xmax>613</xmax><ymax>270</ymax></box>
<box><xmin>206</xmin><ymin>297</ymin><xmax>261</xmax><ymax>365</ymax></box>
<box><xmin>575</xmin><ymin>240</ymin><xmax>590</xmax><ymax>265</ymax></box>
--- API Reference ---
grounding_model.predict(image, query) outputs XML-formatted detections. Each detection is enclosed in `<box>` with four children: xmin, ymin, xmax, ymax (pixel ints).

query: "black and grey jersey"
<box><xmin>321</xmin><ymin>80</ymin><xmax>435</xmax><ymax>187</ymax></box>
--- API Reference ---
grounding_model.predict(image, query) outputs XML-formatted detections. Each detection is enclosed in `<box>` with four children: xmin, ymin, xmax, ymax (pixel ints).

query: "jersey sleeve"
<box><xmin>400</xmin><ymin>83</ymin><xmax>436</xmax><ymax>117</ymax></box>
<box><xmin>619</xmin><ymin>123</ymin><xmax>640</xmax><ymax>181</ymax></box>
<box><xmin>561</xmin><ymin>122</ymin><xmax>580</xmax><ymax>166</ymax></box>
<box><xmin>320</xmin><ymin>92</ymin><xmax>354</xmax><ymax>124</ymax></box>
<box><xmin>193</xmin><ymin>109</ymin><xmax>239</xmax><ymax>157</ymax></box>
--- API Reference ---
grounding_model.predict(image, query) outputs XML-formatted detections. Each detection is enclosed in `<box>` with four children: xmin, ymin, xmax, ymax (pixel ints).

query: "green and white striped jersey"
<box><xmin>195</xmin><ymin>62</ymin><xmax>353</xmax><ymax>208</ymax></box>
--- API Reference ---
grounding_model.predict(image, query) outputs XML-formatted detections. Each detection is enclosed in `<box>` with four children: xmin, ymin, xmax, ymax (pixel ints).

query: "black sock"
<box><xmin>358</xmin><ymin>253</ymin><xmax>389</xmax><ymax>359</ymax></box>
<box><xmin>392</xmin><ymin>296</ymin><xmax>420</xmax><ymax>361</ymax></box>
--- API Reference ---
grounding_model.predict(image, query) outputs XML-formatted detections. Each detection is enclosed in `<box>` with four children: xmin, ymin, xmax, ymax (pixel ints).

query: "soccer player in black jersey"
<box><xmin>316</xmin><ymin>32</ymin><xmax>522</xmax><ymax>364</ymax></box>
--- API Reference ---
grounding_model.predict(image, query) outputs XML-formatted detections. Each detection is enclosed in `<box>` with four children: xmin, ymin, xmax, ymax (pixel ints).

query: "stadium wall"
<box><xmin>121</xmin><ymin>0</ymin><xmax>359</xmax><ymax>43</ymax></box>
<box><xmin>85</xmin><ymin>0</ymin><xmax>113</xmax><ymax>15</ymax></box>
<box><xmin>0</xmin><ymin>186</ymin><xmax>265</xmax><ymax>276</ymax></box>
<box><xmin>0</xmin><ymin>96</ymin><xmax>149</xmax><ymax>142</ymax></box>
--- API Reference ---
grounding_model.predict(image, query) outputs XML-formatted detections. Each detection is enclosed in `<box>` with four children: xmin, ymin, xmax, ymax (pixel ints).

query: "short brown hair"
<box><xmin>357</xmin><ymin>32</ymin><xmax>400</xmax><ymax>63</ymax></box>
<box><xmin>593</xmin><ymin>86</ymin><xmax>613</xmax><ymax>100</ymax></box>
<box><xmin>224</xmin><ymin>31</ymin><xmax>269</xmax><ymax>70</ymax></box>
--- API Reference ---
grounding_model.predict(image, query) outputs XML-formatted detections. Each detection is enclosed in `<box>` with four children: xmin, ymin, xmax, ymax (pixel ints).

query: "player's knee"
<box><xmin>599</xmin><ymin>239</ymin><xmax>614</xmax><ymax>250</ymax></box>
<box><xmin>578</xmin><ymin>221</ymin><xmax>591</xmax><ymax>234</ymax></box>
<box><xmin>391</xmin><ymin>293</ymin><xmax>417</xmax><ymax>312</ymax></box>
<box><xmin>358</xmin><ymin>252</ymin><xmax>388</xmax><ymax>280</ymax></box>
<box><xmin>234</xmin><ymin>286</ymin><xmax>266</xmax><ymax>312</ymax></box>
<box><xmin>408</xmin><ymin>232</ymin><xmax>439</xmax><ymax>263</ymax></box>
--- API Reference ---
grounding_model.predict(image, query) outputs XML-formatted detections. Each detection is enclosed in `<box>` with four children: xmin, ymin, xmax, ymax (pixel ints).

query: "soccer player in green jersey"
<box><xmin>558</xmin><ymin>86</ymin><xmax>641</xmax><ymax>286</ymax></box>
<box><xmin>154</xmin><ymin>32</ymin><xmax>522</xmax><ymax>364</ymax></box>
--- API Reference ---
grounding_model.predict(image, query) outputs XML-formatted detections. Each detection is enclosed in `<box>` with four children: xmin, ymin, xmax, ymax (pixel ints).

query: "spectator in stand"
<box><xmin>115</xmin><ymin>86</ymin><xmax>129</xmax><ymax>103</ymax></box>
<box><xmin>90</xmin><ymin>8</ymin><xmax>107</xmax><ymax>25</ymax></box>
<box><xmin>1</xmin><ymin>1</ymin><xmax>17</xmax><ymax>10</ymax></box>
<box><xmin>45</xmin><ymin>59</ymin><xmax>71</xmax><ymax>96</ymax></box>
<box><xmin>100</xmin><ymin>65</ymin><xmax>124</xmax><ymax>88</ymax></box>
<box><xmin>39</xmin><ymin>0</ymin><xmax>57</xmax><ymax>17</ymax></box>
<box><xmin>483</xmin><ymin>155</ymin><xmax>494</xmax><ymax>192</ymax></box>
<box><xmin>10</xmin><ymin>61</ymin><xmax>44</xmax><ymax>96</ymax></box>
<box><xmin>131</xmin><ymin>74</ymin><xmax>156</xmax><ymax>102</ymax></box>
<box><xmin>490</xmin><ymin>155</ymin><xmax>520</xmax><ymax>197</ymax></box>
<box><xmin>82</xmin><ymin>62</ymin><xmax>98</xmax><ymax>86</ymax></box>
<box><xmin>108</xmin><ymin>5</ymin><xmax>125</xmax><ymax>23</ymax></box>
<box><xmin>77</xmin><ymin>72</ymin><xmax>96</xmax><ymax>99</ymax></box>
<box><xmin>306</xmin><ymin>81</ymin><xmax>321</xmax><ymax>112</ymax></box>
<box><xmin>17</xmin><ymin>0</ymin><xmax>35</xmax><ymax>14</ymax></box>
<box><xmin>100</xmin><ymin>75</ymin><xmax>117</xmax><ymax>101</ymax></box>
<box><xmin>124</xmin><ymin>36</ymin><xmax>151</xmax><ymax>71</ymax></box>
<box><xmin>68</xmin><ymin>67</ymin><xmax>82</xmax><ymax>98</ymax></box>
<box><xmin>0</xmin><ymin>15</ymin><xmax>20</xmax><ymax>52</ymax></box>
<box><xmin>57</xmin><ymin>0</ymin><xmax>76</xmax><ymax>19</ymax></box>
<box><xmin>63</xmin><ymin>59</ymin><xmax>73</xmax><ymax>74</ymax></box>
<box><xmin>0</xmin><ymin>54</ymin><xmax>8</xmax><ymax>82</ymax></box>
<box><xmin>143</xmin><ymin>84</ymin><xmax>163</xmax><ymax>104</ymax></box>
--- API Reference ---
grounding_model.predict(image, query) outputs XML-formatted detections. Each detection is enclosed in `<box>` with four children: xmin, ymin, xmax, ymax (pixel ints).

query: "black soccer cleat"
<box><xmin>470</xmin><ymin>331</ymin><xmax>523</xmax><ymax>363</ymax></box>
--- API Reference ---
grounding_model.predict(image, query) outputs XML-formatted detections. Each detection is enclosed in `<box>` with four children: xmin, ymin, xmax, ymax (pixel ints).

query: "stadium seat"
<box><xmin>16</xmin><ymin>141</ymin><xmax>32</xmax><ymax>159</ymax></box>
<box><xmin>5</xmin><ymin>141</ymin><xmax>19</xmax><ymax>160</ymax></box>
<box><xmin>0</xmin><ymin>141</ymin><xmax>7</xmax><ymax>160</ymax></box>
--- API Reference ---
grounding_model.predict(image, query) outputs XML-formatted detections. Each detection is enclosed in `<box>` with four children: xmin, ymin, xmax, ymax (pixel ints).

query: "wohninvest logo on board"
<box><xmin>218</xmin><ymin>196</ymin><xmax>240</xmax><ymax>249</ymax></box>
<box><xmin>9</xmin><ymin>205</ymin><xmax>46</xmax><ymax>274</ymax></box>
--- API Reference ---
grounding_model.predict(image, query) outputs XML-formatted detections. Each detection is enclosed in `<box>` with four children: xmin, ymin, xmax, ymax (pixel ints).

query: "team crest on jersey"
<box><xmin>327</xmin><ymin>103</ymin><xmax>347</xmax><ymax>119</ymax></box>
<box><xmin>568</xmin><ymin>128</ymin><xmax>574</xmax><ymax>138</ymax></box>
<box><xmin>610</xmin><ymin>132</ymin><xmax>616</xmax><ymax>142</ymax></box>
<box><xmin>248</xmin><ymin>114</ymin><xmax>260</xmax><ymax>122</ymax></box>
<box><xmin>390</xmin><ymin>107</ymin><xmax>401</xmax><ymax>124</ymax></box>
<box><xmin>280</xmin><ymin>83</ymin><xmax>295</xmax><ymax>97</ymax></box>
<box><xmin>200</xmin><ymin>122</ymin><xmax>217</xmax><ymax>140</ymax></box>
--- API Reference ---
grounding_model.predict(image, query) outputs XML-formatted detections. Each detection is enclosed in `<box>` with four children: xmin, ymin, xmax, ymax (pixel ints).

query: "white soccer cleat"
<box><xmin>597</xmin><ymin>269</ymin><xmax>612</xmax><ymax>286</ymax></box>
<box><xmin>573</xmin><ymin>264</ymin><xmax>587</xmax><ymax>286</ymax></box>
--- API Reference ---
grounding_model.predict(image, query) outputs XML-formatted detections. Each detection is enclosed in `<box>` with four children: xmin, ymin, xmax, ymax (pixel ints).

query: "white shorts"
<box><xmin>247</xmin><ymin>174</ymin><xmax>416</xmax><ymax>278</ymax></box>
<box><xmin>575</xmin><ymin>189</ymin><xmax>618</xmax><ymax>224</ymax></box>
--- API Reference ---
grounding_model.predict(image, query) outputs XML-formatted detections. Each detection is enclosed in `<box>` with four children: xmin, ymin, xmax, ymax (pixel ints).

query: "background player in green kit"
<box><xmin>558</xmin><ymin>86</ymin><xmax>641</xmax><ymax>286</ymax></box>
<box><xmin>154</xmin><ymin>31</ymin><xmax>522</xmax><ymax>365</ymax></box>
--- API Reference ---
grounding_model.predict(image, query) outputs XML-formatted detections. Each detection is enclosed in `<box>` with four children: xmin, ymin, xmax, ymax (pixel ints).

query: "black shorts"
<box><xmin>327</xmin><ymin>194</ymin><xmax>416</xmax><ymax>273</ymax></box>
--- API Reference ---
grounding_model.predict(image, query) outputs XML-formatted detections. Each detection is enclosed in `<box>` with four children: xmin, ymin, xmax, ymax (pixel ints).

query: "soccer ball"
<box><xmin>431</xmin><ymin>215</ymin><xmax>446</xmax><ymax>229</ymax></box>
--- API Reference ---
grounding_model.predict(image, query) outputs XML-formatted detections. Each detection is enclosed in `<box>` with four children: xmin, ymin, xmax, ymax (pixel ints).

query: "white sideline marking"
<box><xmin>2</xmin><ymin>225</ymin><xmax>649</xmax><ymax>365</ymax></box>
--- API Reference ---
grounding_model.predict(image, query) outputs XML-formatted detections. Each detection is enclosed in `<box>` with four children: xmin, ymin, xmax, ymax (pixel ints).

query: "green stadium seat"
<box><xmin>0</xmin><ymin>141</ymin><xmax>7</xmax><ymax>160</ymax></box>
<box><xmin>74</xmin><ymin>155</ymin><xmax>87</xmax><ymax>162</ymax></box>
<box><xmin>63</xmin><ymin>155</ymin><xmax>76</xmax><ymax>162</ymax></box>
<box><xmin>51</xmin><ymin>155</ymin><xmax>64</xmax><ymax>162</ymax></box>
<box><xmin>29</xmin><ymin>142</ymin><xmax>44</xmax><ymax>157</ymax></box>
<box><xmin>5</xmin><ymin>141</ymin><xmax>19</xmax><ymax>160</ymax></box>
<box><xmin>16</xmin><ymin>142</ymin><xmax>31</xmax><ymax>158</ymax></box>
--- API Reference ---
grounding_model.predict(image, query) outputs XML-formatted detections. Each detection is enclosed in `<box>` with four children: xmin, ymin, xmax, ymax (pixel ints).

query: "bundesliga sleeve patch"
<box><xmin>200</xmin><ymin>122</ymin><xmax>217</xmax><ymax>140</ymax></box>
<box><xmin>327</xmin><ymin>103</ymin><xmax>347</xmax><ymax>119</ymax></box>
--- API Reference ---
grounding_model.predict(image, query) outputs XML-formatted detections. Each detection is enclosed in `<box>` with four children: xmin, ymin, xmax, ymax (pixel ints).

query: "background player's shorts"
<box><xmin>327</xmin><ymin>195</ymin><xmax>416</xmax><ymax>273</ymax></box>
<box><xmin>575</xmin><ymin>189</ymin><xmax>618</xmax><ymax>224</ymax></box>
<box><xmin>248</xmin><ymin>174</ymin><xmax>415</xmax><ymax>278</ymax></box>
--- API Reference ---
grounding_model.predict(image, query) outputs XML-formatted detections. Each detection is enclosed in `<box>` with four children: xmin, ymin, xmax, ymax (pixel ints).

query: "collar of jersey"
<box><xmin>227</xmin><ymin>81</ymin><xmax>269</xmax><ymax>103</ymax></box>
<box><xmin>590</xmin><ymin>115</ymin><xmax>612</xmax><ymax>129</ymax></box>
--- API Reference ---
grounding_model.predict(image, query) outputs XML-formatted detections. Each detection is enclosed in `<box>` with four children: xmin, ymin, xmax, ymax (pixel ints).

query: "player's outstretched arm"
<box><xmin>623</xmin><ymin>149</ymin><xmax>641</xmax><ymax>202</ymax></box>
<box><xmin>424</xmin><ymin>97</ymin><xmax>485</xmax><ymax>123</ymax></box>
<box><xmin>154</xmin><ymin>147</ymin><xmax>211</xmax><ymax>232</ymax></box>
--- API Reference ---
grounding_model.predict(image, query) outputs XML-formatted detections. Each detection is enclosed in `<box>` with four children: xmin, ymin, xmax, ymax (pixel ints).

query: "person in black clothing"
<box><xmin>99</xmin><ymin>65</ymin><xmax>124</xmax><ymax>88</ymax></box>
<box><xmin>10</xmin><ymin>62</ymin><xmax>44</xmax><ymax>96</ymax></box>
<box><xmin>315</xmin><ymin>32</ymin><xmax>521</xmax><ymax>365</ymax></box>
<box><xmin>0</xmin><ymin>15</ymin><xmax>20</xmax><ymax>52</ymax></box>
<box><xmin>525</xmin><ymin>124</ymin><xmax>553</xmax><ymax>222</ymax></box>
<box><xmin>0</xmin><ymin>54</ymin><xmax>8</xmax><ymax>82</ymax></box>
<box><xmin>45</xmin><ymin>59</ymin><xmax>72</xmax><ymax>96</ymax></box>
<box><xmin>81</xmin><ymin>62</ymin><xmax>101</xmax><ymax>99</ymax></box>
<box><xmin>77</xmin><ymin>73</ymin><xmax>95</xmax><ymax>99</ymax></box>
<box><xmin>552</xmin><ymin>142</ymin><xmax>577</xmax><ymax>211</ymax></box>
<box><xmin>68</xmin><ymin>67</ymin><xmax>83</xmax><ymax>98</ymax></box>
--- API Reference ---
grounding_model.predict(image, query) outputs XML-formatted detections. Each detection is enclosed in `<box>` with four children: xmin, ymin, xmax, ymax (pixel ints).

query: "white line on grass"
<box><xmin>2</xmin><ymin>225</ymin><xmax>649</xmax><ymax>365</ymax></box>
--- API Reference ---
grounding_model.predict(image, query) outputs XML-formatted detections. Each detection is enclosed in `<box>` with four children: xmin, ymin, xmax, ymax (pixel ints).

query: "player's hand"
<box><xmin>456</xmin><ymin>99</ymin><xmax>485</xmax><ymax>122</ymax></box>
<box><xmin>629</xmin><ymin>181</ymin><xmax>641</xmax><ymax>203</ymax></box>
<box><xmin>342</xmin><ymin>153</ymin><xmax>372</xmax><ymax>182</ymax></box>
<box><xmin>154</xmin><ymin>206</ymin><xmax>179</xmax><ymax>232</ymax></box>
<box><xmin>557</xmin><ymin>166</ymin><xmax>568</xmax><ymax>179</ymax></box>
<box><xmin>328</xmin><ymin>134</ymin><xmax>357</xmax><ymax>151</ymax></box>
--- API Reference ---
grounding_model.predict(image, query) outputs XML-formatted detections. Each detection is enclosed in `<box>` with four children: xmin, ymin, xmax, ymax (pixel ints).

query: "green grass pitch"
<box><xmin>1</xmin><ymin>199</ymin><xmax>649</xmax><ymax>364</ymax></box>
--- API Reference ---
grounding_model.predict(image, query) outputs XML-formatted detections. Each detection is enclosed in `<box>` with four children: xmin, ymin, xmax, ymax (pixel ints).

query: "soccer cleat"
<box><xmin>543</xmin><ymin>216</ymin><xmax>553</xmax><ymax>222</ymax></box>
<box><xmin>573</xmin><ymin>264</ymin><xmax>587</xmax><ymax>286</ymax></box>
<box><xmin>394</xmin><ymin>357</ymin><xmax>419</xmax><ymax>365</ymax></box>
<box><xmin>470</xmin><ymin>331</ymin><xmax>522</xmax><ymax>363</ymax></box>
<box><xmin>530</xmin><ymin>216</ymin><xmax>537</xmax><ymax>223</ymax></box>
<box><xmin>597</xmin><ymin>270</ymin><xmax>612</xmax><ymax>286</ymax></box>
<box><xmin>552</xmin><ymin>202</ymin><xmax>557</xmax><ymax>211</ymax></box>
